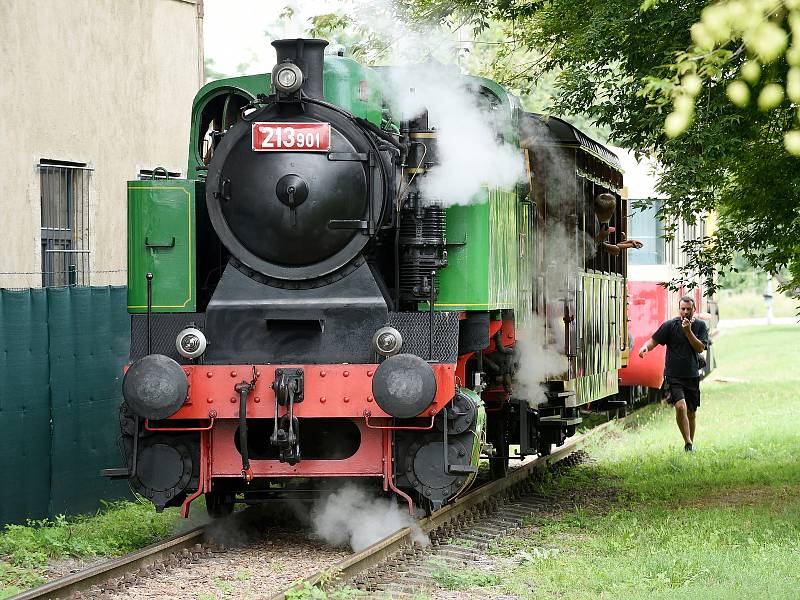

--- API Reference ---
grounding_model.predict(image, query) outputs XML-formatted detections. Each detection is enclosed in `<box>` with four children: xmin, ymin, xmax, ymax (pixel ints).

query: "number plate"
<box><xmin>251</xmin><ymin>122</ymin><xmax>331</xmax><ymax>152</ymax></box>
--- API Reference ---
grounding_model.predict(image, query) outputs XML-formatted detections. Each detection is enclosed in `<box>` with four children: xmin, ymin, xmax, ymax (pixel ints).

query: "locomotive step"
<box><xmin>603</xmin><ymin>399</ymin><xmax>629</xmax><ymax>407</ymax></box>
<box><xmin>543</xmin><ymin>391</ymin><xmax>577</xmax><ymax>399</ymax></box>
<box><xmin>538</xmin><ymin>415</ymin><xmax>583</xmax><ymax>426</ymax></box>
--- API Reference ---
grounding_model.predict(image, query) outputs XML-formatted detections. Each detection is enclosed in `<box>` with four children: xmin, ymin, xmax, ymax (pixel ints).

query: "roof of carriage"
<box><xmin>520</xmin><ymin>112</ymin><xmax>622</xmax><ymax>172</ymax></box>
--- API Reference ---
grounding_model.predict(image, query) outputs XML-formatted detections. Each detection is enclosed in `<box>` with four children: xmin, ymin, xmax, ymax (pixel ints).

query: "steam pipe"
<box><xmin>235</xmin><ymin>367</ymin><xmax>257</xmax><ymax>482</ymax></box>
<box><xmin>146</xmin><ymin>272</ymin><xmax>153</xmax><ymax>355</ymax></box>
<box><xmin>394</xmin><ymin>212</ymin><xmax>400</xmax><ymax>309</ymax></box>
<box><xmin>131</xmin><ymin>416</ymin><xmax>139</xmax><ymax>481</ymax></box>
<box><xmin>428</xmin><ymin>270</ymin><xmax>435</xmax><ymax>360</ymax></box>
<box><xmin>482</xmin><ymin>355</ymin><xmax>501</xmax><ymax>373</ymax></box>
<box><xmin>493</xmin><ymin>331</ymin><xmax>514</xmax><ymax>354</ymax></box>
<box><xmin>355</xmin><ymin>116</ymin><xmax>403</xmax><ymax>150</ymax></box>
<box><xmin>237</xmin><ymin>384</ymin><xmax>251</xmax><ymax>481</ymax></box>
<box><xmin>383</xmin><ymin>430</ymin><xmax>415</xmax><ymax>515</ymax></box>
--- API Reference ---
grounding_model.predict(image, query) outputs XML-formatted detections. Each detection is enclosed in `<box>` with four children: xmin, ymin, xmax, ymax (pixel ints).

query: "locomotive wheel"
<box><xmin>205</xmin><ymin>492</ymin><xmax>235</xmax><ymax>518</ymax></box>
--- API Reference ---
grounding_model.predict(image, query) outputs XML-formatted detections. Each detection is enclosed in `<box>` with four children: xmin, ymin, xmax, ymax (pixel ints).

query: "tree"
<box><xmin>204</xmin><ymin>58</ymin><xmax>227</xmax><ymax>83</ymax></box>
<box><xmin>399</xmin><ymin>0</ymin><xmax>800</xmax><ymax>298</ymax></box>
<box><xmin>286</xmin><ymin>4</ymin><xmax>611</xmax><ymax>138</ymax></box>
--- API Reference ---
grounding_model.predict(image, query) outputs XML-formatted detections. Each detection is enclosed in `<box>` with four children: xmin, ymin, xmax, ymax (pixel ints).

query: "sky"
<box><xmin>203</xmin><ymin>0</ymin><xmax>346</xmax><ymax>77</ymax></box>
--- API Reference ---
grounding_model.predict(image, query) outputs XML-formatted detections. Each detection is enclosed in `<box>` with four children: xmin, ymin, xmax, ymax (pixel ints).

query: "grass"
<box><xmin>717</xmin><ymin>289</ymin><xmax>798</xmax><ymax>319</ymax></box>
<box><xmin>492</xmin><ymin>325</ymin><xmax>800</xmax><ymax>599</ymax></box>
<box><xmin>285</xmin><ymin>578</ymin><xmax>362</xmax><ymax>600</ymax></box>
<box><xmin>3</xmin><ymin>326</ymin><xmax>798</xmax><ymax>599</ymax></box>
<box><xmin>0</xmin><ymin>500</ymin><xmax>183</xmax><ymax>598</ymax></box>
<box><xmin>430</xmin><ymin>565</ymin><xmax>501</xmax><ymax>590</ymax></box>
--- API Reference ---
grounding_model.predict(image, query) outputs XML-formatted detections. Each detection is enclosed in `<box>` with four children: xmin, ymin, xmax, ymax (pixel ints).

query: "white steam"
<box><xmin>514</xmin><ymin>314</ymin><xmax>569</xmax><ymax>406</ymax></box>
<box><xmin>231</xmin><ymin>0</ymin><xmax>526</xmax><ymax>204</ymax></box>
<box><xmin>303</xmin><ymin>0</ymin><xmax>527</xmax><ymax>205</ymax></box>
<box><xmin>311</xmin><ymin>485</ymin><xmax>428</xmax><ymax>552</ymax></box>
<box><xmin>382</xmin><ymin>64</ymin><xmax>525</xmax><ymax>204</ymax></box>
<box><xmin>513</xmin><ymin>221</ymin><xmax>593</xmax><ymax>407</ymax></box>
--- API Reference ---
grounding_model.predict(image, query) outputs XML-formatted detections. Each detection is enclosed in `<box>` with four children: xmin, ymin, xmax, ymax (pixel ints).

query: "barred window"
<box><xmin>39</xmin><ymin>160</ymin><xmax>92</xmax><ymax>287</ymax></box>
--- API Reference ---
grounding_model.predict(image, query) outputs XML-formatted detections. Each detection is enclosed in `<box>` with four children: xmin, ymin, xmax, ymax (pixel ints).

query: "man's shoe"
<box><xmin>684</xmin><ymin>443</ymin><xmax>694</xmax><ymax>452</ymax></box>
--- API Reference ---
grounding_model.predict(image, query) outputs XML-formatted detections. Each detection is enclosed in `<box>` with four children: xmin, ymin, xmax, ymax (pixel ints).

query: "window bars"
<box><xmin>39</xmin><ymin>160</ymin><xmax>92</xmax><ymax>287</ymax></box>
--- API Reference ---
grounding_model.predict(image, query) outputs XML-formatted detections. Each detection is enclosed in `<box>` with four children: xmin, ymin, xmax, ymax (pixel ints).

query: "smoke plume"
<box><xmin>297</xmin><ymin>0</ymin><xmax>527</xmax><ymax>205</ymax></box>
<box><xmin>382</xmin><ymin>63</ymin><xmax>526</xmax><ymax>205</ymax></box>
<box><xmin>514</xmin><ymin>314</ymin><xmax>569</xmax><ymax>406</ymax></box>
<box><xmin>310</xmin><ymin>485</ymin><xmax>428</xmax><ymax>552</ymax></box>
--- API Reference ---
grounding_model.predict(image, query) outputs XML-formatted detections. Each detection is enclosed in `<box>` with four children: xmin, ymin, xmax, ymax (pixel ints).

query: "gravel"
<box><xmin>94</xmin><ymin>527</ymin><xmax>351</xmax><ymax>600</ymax></box>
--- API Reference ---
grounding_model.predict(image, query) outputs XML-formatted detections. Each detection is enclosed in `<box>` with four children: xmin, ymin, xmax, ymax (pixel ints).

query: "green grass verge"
<box><xmin>718</xmin><ymin>290</ymin><xmax>798</xmax><ymax>319</ymax></box>
<box><xmin>492</xmin><ymin>325</ymin><xmax>800</xmax><ymax>599</ymax></box>
<box><xmin>431</xmin><ymin>565</ymin><xmax>501</xmax><ymax>590</ymax></box>
<box><xmin>0</xmin><ymin>500</ymin><xmax>183</xmax><ymax>598</ymax></box>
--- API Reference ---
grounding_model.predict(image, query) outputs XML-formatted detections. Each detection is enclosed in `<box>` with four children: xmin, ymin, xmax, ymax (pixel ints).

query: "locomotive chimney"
<box><xmin>271</xmin><ymin>38</ymin><xmax>328</xmax><ymax>99</ymax></box>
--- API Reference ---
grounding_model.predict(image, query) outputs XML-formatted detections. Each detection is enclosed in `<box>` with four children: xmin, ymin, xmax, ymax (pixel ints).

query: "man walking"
<box><xmin>638</xmin><ymin>296</ymin><xmax>710</xmax><ymax>451</ymax></box>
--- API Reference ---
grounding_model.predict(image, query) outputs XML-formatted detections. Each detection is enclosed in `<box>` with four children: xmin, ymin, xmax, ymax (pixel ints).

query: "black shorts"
<box><xmin>667</xmin><ymin>377</ymin><xmax>701</xmax><ymax>412</ymax></box>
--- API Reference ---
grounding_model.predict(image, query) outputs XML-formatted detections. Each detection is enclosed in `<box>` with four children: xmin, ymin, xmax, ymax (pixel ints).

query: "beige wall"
<box><xmin>0</xmin><ymin>0</ymin><xmax>203</xmax><ymax>288</ymax></box>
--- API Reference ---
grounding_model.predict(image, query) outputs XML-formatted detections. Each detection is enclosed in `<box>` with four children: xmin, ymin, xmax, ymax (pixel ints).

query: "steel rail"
<box><xmin>12</xmin><ymin>421</ymin><xmax>612</xmax><ymax>600</ymax></box>
<box><xmin>270</xmin><ymin>419</ymin><xmax>614</xmax><ymax>600</ymax></box>
<box><xmin>10</xmin><ymin>526</ymin><xmax>207</xmax><ymax>600</ymax></box>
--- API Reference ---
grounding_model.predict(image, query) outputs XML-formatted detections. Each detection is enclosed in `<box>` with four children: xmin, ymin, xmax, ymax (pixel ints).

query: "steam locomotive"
<box><xmin>106</xmin><ymin>38</ymin><xmax>631</xmax><ymax>517</ymax></box>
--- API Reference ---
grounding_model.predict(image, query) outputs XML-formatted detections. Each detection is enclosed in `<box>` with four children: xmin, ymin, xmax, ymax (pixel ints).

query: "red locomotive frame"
<box><xmin>145</xmin><ymin>362</ymin><xmax>461</xmax><ymax>516</ymax></box>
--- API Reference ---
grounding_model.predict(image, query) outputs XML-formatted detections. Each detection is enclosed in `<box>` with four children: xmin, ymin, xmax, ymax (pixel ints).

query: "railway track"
<box><xmin>10</xmin><ymin>507</ymin><xmax>352</xmax><ymax>600</ymax></box>
<box><xmin>270</xmin><ymin>420</ymin><xmax>612</xmax><ymax>599</ymax></box>
<box><xmin>10</xmin><ymin>527</ymin><xmax>208</xmax><ymax>600</ymax></box>
<box><xmin>12</xmin><ymin>419</ymin><xmax>611</xmax><ymax>600</ymax></box>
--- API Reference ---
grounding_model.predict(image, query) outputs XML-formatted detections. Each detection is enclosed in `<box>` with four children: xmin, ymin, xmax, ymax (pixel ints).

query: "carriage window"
<box><xmin>628</xmin><ymin>201</ymin><xmax>666</xmax><ymax>265</ymax></box>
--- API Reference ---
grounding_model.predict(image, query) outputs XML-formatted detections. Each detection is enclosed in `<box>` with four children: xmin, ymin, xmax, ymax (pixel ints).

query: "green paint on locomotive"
<box><xmin>127</xmin><ymin>180</ymin><xmax>198</xmax><ymax>313</ymax></box>
<box><xmin>323</xmin><ymin>55</ymin><xmax>384</xmax><ymax>125</ymax></box>
<box><xmin>452</xmin><ymin>388</ymin><xmax>486</xmax><ymax>497</ymax></box>
<box><xmin>426</xmin><ymin>75</ymin><xmax>533</xmax><ymax>323</ymax></box>
<box><xmin>128</xmin><ymin>56</ymin><xmax>385</xmax><ymax>313</ymax></box>
<box><xmin>434</xmin><ymin>188</ymin><xmax>524</xmax><ymax>316</ymax></box>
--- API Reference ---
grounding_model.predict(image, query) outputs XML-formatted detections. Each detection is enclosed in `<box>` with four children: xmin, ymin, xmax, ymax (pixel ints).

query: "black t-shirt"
<box><xmin>652</xmin><ymin>317</ymin><xmax>710</xmax><ymax>378</ymax></box>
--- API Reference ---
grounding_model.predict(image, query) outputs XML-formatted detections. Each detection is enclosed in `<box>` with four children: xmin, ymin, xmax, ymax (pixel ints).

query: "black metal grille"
<box><xmin>131</xmin><ymin>314</ymin><xmax>207</xmax><ymax>363</ymax></box>
<box><xmin>399</xmin><ymin>204</ymin><xmax>447</xmax><ymax>303</ymax></box>
<box><xmin>39</xmin><ymin>160</ymin><xmax>91</xmax><ymax>287</ymax></box>
<box><xmin>131</xmin><ymin>312</ymin><xmax>459</xmax><ymax>365</ymax></box>
<box><xmin>388</xmin><ymin>311</ymin><xmax>459</xmax><ymax>364</ymax></box>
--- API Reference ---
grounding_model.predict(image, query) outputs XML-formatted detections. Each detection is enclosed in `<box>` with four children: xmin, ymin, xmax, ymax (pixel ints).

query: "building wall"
<box><xmin>0</xmin><ymin>0</ymin><xmax>203</xmax><ymax>288</ymax></box>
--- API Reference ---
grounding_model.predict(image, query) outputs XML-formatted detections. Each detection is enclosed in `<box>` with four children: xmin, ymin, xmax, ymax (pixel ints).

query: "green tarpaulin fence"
<box><xmin>0</xmin><ymin>286</ymin><xmax>132</xmax><ymax>525</ymax></box>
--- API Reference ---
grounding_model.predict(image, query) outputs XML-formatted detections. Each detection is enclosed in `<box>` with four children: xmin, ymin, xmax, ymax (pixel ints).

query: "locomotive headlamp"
<box><xmin>272</xmin><ymin>62</ymin><xmax>303</xmax><ymax>94</ymax></box>
<box><xmin>372</xmin><ymin>326</ymin><xmax>403</xmax><ymax>357</ymax></box>
<box><xmin>176</xmin><ymin>327</ymin><xmax>207</xmax><ymax>359</ymax></box>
